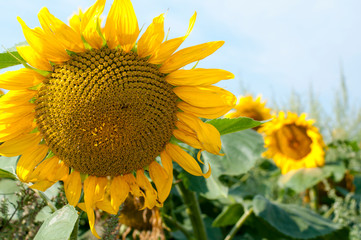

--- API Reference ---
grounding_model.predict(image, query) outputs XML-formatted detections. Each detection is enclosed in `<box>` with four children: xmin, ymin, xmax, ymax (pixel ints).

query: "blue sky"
<box><xmin>1</xmin><ymin>0</ymin><xmax>360</xmax><ymax>113</ymax></box>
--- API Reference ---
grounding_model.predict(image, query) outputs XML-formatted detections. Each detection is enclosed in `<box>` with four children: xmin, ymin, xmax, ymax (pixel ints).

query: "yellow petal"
<box><xmin>159</xmin><ymin>41</ymin><xmax>224</xmax><ymax>73</ymax></box>
<box><xmin>17</xmin><ymin>46</ymin><xmax>52</xmax><ymax>71</ymax></box>
<box><xmin>149</xmin><ymin>160</ymin><xmax>172</xmax><ymax>203</ymax></box>
<box><xmin>165</xmin><ymin>143</ymin><xmax>211</xmax><ymax>178</ymax></box>
<box><xmin>80</xmin><ymin>0</ymin><xmax>106</xmax><ymax>31</ymax></box>
<box><xmin>94</xmin><ymin>177</ymin><xmax>108</xmax><ymax>203</ymax></box>
<box><xmin>122</xmin><ymin>173</ymin><xmax>143</xmax><ymax>198</ymax></box>
<box><xmin>177</xmin><ymin>101</ymin><xmax>234</xmax><ymax>119</ymax></box>
<box><xmin>69</xmin><ymin>10</ymin><xmax>82</xmax><ymax>33</ymax></box>
<box><xmin>160</xmin><ymin>151</ymin><xmax>173</xmax><ymax>176</ymax></box>
<box><xmin>136</xmin><ymin>169</ymin><xmax>157</xmax><ymax>209</ymax></box>
<box><xmin>17</xmin><ymin>17</ymin><xmax>70</xmax><ymax>63</ymax></box>
<box><xmin>53</xmin><ymin>161</ymin><xmax>69</xmax><ymax>181</ymax></box>
<box><xmin>96</xmin><ymin>198</ymin><xmax>117</xmax><ymax>214</ymax></box>
<box><xmin>28</xmin><ymin>156</ymin><xmax>68</xmax><ymax>182</ymax></box>
<box><xmin>104</xmin><ymin>0</ymin><xmax>139</xmax><ymax>51</ymax></box>
<box><xmin>0</xmin><ymin>68</ymin><xmax>44</xmax><ymax>90</ymax></box>
<box><xmin>38</xmin><ymin>7</ymin><xmax>84</xmax><ymax>52</ymax></box>
<box><xmin>0</xmin><ymin>106</ymin><xmax>35</xmax><ymax>124</ymax></box>
<box><xmin>166</xmin><ymin>68</ymin><xmax>234</xmax><ymax>86</ymax></box>
<box><xmin>0</xmin><ymin>90</ymin><xmax>36</xmax><ymax>108</ymax></box>
<box><xmin>30</xmin><ymin>180</ymin><xmax>56</xmax><ymax>191</ymax></box>
<box><xmin>174</xmin><ymin>85</ymin><xmax>236</xmax><ymax>109</ymax></box>
<box><xmin>84</xmin><ymin>176</ymin><xmax>100</xmax><ymax>239</ymax></box>
<box><xmin>149</xmin><ymin>12</ymin><xmax>196</xmax><ymax>64</ymax></box>
<box><xmin>173</xmin><ymin>129</ymin><xmax>202</xmax><ymax>149</ymax></box>
<box><xmin>82</xmin><ymin>17</ymin><xmax>104</xmax><ymax>49</ymax></box>
<box><xmin>173</xmin><ymin>86</ymin><xmax>237</xmax><ymax>109</ymax></box>
<box><xmin>77</xmin><ymin>202</ymin><xmax>86</xmax><ymax>212</ymax></box>
<box><xmin>64</xmin><ymin>170</ymin><xmax>82</xmax><ymax>206</ymax></box>
<box><xmin>177</xmin><ymin>112</ymin><xmax>221</xmax><ymax>155</ymax></box>
<box><xmin>137</xmin><ymin>14</ymin><xmax>165</xmax><ymax>58</ymax></box>
<box><xmin>16</xmin><ymin>144</ymin><xmax>48</xmax><ymax>182</ymax></box>
<box><xmin>0</xmin><ymin>115</ymin><xmax>35</xmax><ymax>142</ymax></box>
<box><xmin>110</xmin><ymin>176</ymin><xmax>129</xmax><ymax>211</ymax></box>
<box><xmin>0</xmin><ymin>133</ymin><xmax>42</xmax><ymax>157</ymax></box>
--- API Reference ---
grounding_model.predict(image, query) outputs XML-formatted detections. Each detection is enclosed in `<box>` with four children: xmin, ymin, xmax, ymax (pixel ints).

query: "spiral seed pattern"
<box><xmin>35</xmin><ymin>49</ymin><xmax>178</xmax><ymax>176</ymax></box>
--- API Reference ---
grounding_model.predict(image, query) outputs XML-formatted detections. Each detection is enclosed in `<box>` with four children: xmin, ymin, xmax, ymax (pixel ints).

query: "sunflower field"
<box><xmin>0</xmin><ymin>0</ymin><xmax>360</xmax><ymax>240</ymax></box>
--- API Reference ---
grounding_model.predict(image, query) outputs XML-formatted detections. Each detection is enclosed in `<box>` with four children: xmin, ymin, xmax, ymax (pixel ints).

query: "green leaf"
<box><xmin>0</xmin><ymin>156</ymin><xmax>19</xmax><ymax>175</ymax></box>
<box><xmin>0</xmin><ymin>168</ymin><xmax>17</xmax><ymax>180</ymax></box>
<box><xmin>212</xmin><ymin>203</ymin><xmax>244</xmax><ymax>227</ymax></box>
<box><xmin>0</xmin><ymin>51</ymin><xmax>24</xmax><ymax>69</ymax></box>
<box><xmin>253</xmin><ymin>195</ymin><xmax>347</xmax><ymax>239</ymax></box>
<box><xmin>199</xmin><ymin>129</ymin><xmax>264</xmax><ymax>199</ymax></box>
<box><xmin>278</xmin><ymin>163</ymin><xmax>346</xmax><ymax>193</ymax></box>
<box><xmin>34</xmin><ymin>205</ymin><xmax>78</xmax><ymax>240</ymax></box>
<box><xmin>207</xmin><ymin>117</ymin><xmax>263</xmax><ymax>135</ymax></box>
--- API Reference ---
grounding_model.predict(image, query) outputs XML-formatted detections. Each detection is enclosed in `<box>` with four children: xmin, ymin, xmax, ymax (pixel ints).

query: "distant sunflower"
<box><xmin>226</xmin><ymin>95</ymin><xmax>271</xmax><ymax>130</ymax></box>
<box><xmin>260</xmin><ymin>112</ymin><xmax>325</xmax><ymax>174</ymax></box>
<box><xmin>119</xmin><ymin>195</ymin><xmax>164</xmax><ymax>240</ymax></box>
<box><xmin>0</xmin><ymin>89</ymin><xmax>4</xmax><ymax>96</ymax></box>
<box><xmin>0</xmin><ymin>0</ymin><xmax>235</xmax><ymax>238</ymax></box>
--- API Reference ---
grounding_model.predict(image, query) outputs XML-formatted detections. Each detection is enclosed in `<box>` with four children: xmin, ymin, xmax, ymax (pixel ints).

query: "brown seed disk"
<box><xmin>35</xmin><ymin>48</ymin><xmax>178</xmax><ymax>177</ymax></box>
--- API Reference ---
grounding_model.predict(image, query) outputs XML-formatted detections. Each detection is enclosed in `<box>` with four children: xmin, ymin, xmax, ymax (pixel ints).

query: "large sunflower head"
<box><xmin>226</xmin><ymin>95</ymin><xmax>272</xmax><ymax>130</ymax></box>
<box><xmin>260</xmin><ymin>111</ymin><xmax>325</xmax><ymax>174</ymax></box>
<box><xmin>0</xmin><ymin>0</ymin><xmax>236</xmax><ymax>238</ymax></box>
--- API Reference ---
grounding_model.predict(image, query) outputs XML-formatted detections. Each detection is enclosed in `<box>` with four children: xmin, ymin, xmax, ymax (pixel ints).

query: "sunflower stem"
<box><xmin>177</xmin><ymin>181</ymin><xmax>207</xmax><ymax>240</ymax></box>
<box><xmin>32</xmin><ymin>188</ymin><xmax>57</xmax><ymax>213</ymax></box>
<box><xmin>162</xmin><ymin>214</ymin><xmax>193</xmax><ymax>240</ymax></box>
<box><xmin>309</xmin><ymin>186</ymin><xmax>318</xmax><ymax>212</ymax></box>
<box><xmin>224</xmin><ymin>207</ymin><xmax>253</xmax><ymax>240</ymax></box>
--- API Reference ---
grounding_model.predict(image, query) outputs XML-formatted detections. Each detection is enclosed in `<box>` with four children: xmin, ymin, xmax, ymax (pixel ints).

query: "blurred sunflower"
<box><xmin>0</xmin><ymin>89</ymin><xmax>4</xmax><ymax>96</ymax></box>
<box><xmin>118</xmin><ymin>195</ymin><xmax>164</xmax><ymax>240</ymax></box>
<box><xmin>226</xmin><ymin>95</ymin><xmax>271</xmax><ymax>130</ymax></box>
<box><xmin>260</xmin><ymin>112</ymin><xmax>325</xmax><ymax>174</ymax></box>
<box><xmin>0</xmin><ymin>0</ymin><xmax>235</xmax><ymax>238</ymax></box>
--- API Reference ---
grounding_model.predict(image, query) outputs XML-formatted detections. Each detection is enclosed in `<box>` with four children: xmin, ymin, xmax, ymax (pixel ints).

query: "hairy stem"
<box><xmin>177</xmin><ymin>181</ymin><xmax>207</xmax><ymax>240</ymax></box>
<box><xmin>224</xmin><ymin>207</ymin><xmax>254</xmax><ymax>240</ymax></box>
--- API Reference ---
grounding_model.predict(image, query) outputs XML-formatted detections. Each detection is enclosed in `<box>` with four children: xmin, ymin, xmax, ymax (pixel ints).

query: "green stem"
<box><xmin>162</xmin><ymin>214</ymin><xmax>193</xmax><ymax>240</ymax></box>
<box><xmin>309</xmin><ymin>186</ymin><xmax>318</xmax><ymax>212</ymax></box>
<box><xmin>32</xmin><ymin>188</ymin><xmax>57</xmax><ymax>212</ymax></box>
<box><xmin>69</xmin><ymin>216</ymin><xmax>79</xmax><ymax>240</ymax></box>
<box><xmin>224</xmin><ymin>207</ymin><xmax>254</xmax><ymax>240</ymax></box>
<box><xmin>177</xmin><ymin>181</ymin><xmax>207</xmax><ymax>240</ymax></box>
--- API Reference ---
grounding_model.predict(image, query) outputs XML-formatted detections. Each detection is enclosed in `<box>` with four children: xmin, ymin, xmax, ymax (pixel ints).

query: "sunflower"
<box><xmin>0</xmin><ymin>0</ymin><xmax>236</xmax><ymax>238</ymax></box>
<box><xmin>118</xmin><ymin>195</ymin><xmax>164</xmax><ymax>240</ymax></box>
<box><xmin>260</xmin><ymin>111</ymin><xmax>325</xmax><ymax>174</ymax></box>
<box><xmin>226</xmin><ymin>95</ymin><xmax>271</xmax><ymax>130</ymax></box>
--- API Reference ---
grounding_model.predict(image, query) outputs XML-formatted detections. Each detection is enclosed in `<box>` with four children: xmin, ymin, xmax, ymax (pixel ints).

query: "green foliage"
<box><xmin>0</xmin><ymin>51</ymin><xmax>24</xmax><ymax>69</ymax></box>
<box><xmin>278</xmin><ymin>163</ymin><xmax>346</xmax><ymax>193</ymax></box>
<box><xmin>0</xmin><ymin>169</ymin><xmax>17</xmax><ymax>180</ymax></box>
<box><xmin>253</xmin><ymin>195</ymin><xmax>348</xmax><ymax>239</ymax></box>
<box><xmin>207</xmin><ymin>117</ymin><xmax>263</xmax><ymax>135</ymax></box>
<box><xmin>34</xmin><ymin>205</ymin><xmax>78</xmax><ymax>240</ymax></box>
<box><xmin>178</xmin><ymin>129</ymin><xmax>264</xmax><ymax>200</ymax></box>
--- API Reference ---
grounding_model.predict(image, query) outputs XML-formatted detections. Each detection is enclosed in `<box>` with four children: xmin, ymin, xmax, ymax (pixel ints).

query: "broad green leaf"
<box><xmin>203</xmin><ymin>129</ymin><xmax>264</xmax><ymax>176</ymax></box>
<box><xmin>278</xmin><ymin>163</ymin><xmax>346</xmax><ymax>193</ymax></box>
<box><xmin>212</xmin><ymin>203</ymin><xmax>244</xmax><ymax>227</ymax></box>
<box><xmin>207</xmin><ymin>117</ymin><xmax>263</xmax><ymax>135</ymax></box>
<box><xmin>34</xmin><ymin>205</ymin><xmax>78</xmax><ymax>240</ymax></box>
<box><xmin>0</xmin><ymin>156</ymin><xmax>19</xmax><ymax>175</ymax></box>
<box><xmin>0</xmin><ymin>168</ymin><xmax>17</xmax><ymax>180</ymax></box>
<box><xmin>253</xmin><ymin>195</ymin><xmax>347</xmax><ymax>239</ymax></box>
<box><xmin>199</xmin><ymin>129</ymin><xmax>264</xmax><ymax>199</ymax></box>
<box><xmin>0</xmin><ymin>51</ymin><xmax>24</xmax><ymax>69</ymax></box>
